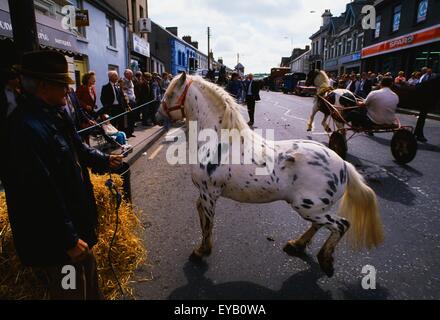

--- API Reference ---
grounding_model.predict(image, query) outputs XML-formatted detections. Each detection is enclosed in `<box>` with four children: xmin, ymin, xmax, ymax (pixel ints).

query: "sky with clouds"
<box><xmin>149</xmin><ymin>0</ymin><xmax>351</xmax><ymax>73</ymax></box>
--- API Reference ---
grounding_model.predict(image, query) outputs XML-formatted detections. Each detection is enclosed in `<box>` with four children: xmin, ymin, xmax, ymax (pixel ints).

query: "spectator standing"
<box><xmin>121</xmin><ymin>69</ymin><xmax>136</xmax><ymax>137</ymax></box>
<box><xmin>394</xmin><ymin>71</ymin><xmax>407</xmax><ymax>86</ymax></box>
<box><xmin>76</xmin><ymin>71</ymin><xmax>97</xmax><ymax>117</ymax></box>
<box><xmin>357</xmin><ymin>72</ymin><xmax>373</xmax><ymax>98</ymax></box>
<box><xmin>244</xmin><ymin>74</ymin><xmax>261</xmax><ymax>127</ymax></box>
<box><xmin>100</xmin><ymin>71</ymin><xmax>126</xmax><ymax>131</ymax></box>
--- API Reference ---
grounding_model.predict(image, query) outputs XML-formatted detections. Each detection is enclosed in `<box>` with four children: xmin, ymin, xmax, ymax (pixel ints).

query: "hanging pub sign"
<box><xmin>75</xmin><ymin>9</ymin><xmax>89</xmax><ymax>27</ymax></box>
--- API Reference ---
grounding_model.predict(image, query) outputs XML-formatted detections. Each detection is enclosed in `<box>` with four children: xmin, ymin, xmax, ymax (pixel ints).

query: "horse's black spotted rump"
<box><xmin>339</xmin><ymin>92</ymin><xmax>357</xmax><ymax>107</ymax></box>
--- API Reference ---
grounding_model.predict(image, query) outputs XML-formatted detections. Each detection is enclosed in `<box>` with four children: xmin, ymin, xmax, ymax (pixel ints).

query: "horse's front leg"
<box><xmin>307</xmin><ymin>103</ymin><xmax>319</xmax><ymax>131</ymax></box>
<box><xmin>191</xmin><ymin>196</ymin><xmax>217</xmax><ymax>259</ymax></box>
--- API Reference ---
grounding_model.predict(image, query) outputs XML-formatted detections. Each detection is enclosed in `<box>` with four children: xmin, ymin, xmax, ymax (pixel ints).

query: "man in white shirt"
<box><xmin>345</xmin><ymin>77</ymin><xmax>399</xmax><ymax>129</ymax></box>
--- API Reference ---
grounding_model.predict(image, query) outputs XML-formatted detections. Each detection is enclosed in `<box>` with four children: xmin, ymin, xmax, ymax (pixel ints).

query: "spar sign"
<box><xmin>362</xmin><ymin>24</ymin><xmax>440</xmax><ymax>58</ymax></box>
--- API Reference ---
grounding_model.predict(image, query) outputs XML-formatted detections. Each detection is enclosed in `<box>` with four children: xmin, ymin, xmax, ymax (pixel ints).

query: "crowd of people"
<box><xmin>327</xmin><ymin>67</ymin><xmax>436</xmax><ymax>98</ymax></box>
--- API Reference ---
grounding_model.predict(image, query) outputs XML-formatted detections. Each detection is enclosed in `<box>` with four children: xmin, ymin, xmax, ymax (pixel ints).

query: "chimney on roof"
<box><xmin>191</xmin><ymin>41</ymin><xmax>199</xmax><ymax>49</ymax></box>
<box><xmin>166</xmin><ymin>27</ymin><xmax>178</xmax><ymax>37</ymax></box>
<box><xmin>182</xmin><ymin>35</ymin><xmax>192</xmax><ymax>44</ymax></box>
<box><xmin>322</xmin><ymin>9</ymin><xmax>332</xmax><ymax>26</ymax></box>
<box><xmin>305</xmin><ymin>45</ymin><xmax>310</xmax><ymax>51</ymax></box>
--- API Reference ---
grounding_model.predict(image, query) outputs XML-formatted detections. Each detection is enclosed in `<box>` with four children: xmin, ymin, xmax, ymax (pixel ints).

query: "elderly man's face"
<box><xmin>41</xmin><ymin>81</ymin><xmax>68</xmax><ymax>107</ymax></box>
<box><xmin>110</xmin><ymin>73</ymin><xmax>119</xmax><ymax>83</ymax></box>
<box><xmin>125</xmin><ymin>70</ymin><xmax>133</xmax><ymax>80</ymax></box>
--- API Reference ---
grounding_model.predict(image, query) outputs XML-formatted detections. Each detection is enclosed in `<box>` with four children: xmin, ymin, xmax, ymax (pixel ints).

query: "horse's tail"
<box><xmin>338</xmin><ymin>162</ymin><xmax>384</xmax><ymax>250</ymax></box>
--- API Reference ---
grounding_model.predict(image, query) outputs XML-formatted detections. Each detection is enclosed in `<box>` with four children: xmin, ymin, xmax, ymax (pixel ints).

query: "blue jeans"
<box><xmin>110</xmin><ymin>131</ymin><xmax>127</xmax><ymax>145</ymax></box>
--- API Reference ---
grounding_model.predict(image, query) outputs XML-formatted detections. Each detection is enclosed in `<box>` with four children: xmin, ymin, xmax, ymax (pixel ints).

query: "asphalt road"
<box><xmin>131</xmin><ymin>91</ymin><xmax>440</xmax><ymax>300</ymax></box>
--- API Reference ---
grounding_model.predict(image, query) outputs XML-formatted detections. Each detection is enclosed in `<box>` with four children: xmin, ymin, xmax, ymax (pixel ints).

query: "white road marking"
<box><xmin>275</xmin><ymin>105</ymin><xmax>308</xmax><ymax>122</ymax></box>
<box><xmin>148</xmin><ymin>145</ymin><xmax>163</xmax><ymax>160</ymax></box>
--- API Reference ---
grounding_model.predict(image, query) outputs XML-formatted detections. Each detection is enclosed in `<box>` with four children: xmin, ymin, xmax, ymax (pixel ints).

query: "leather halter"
<box><xmin>162</xmin><ymin>80</ymin><xmax>193</xmax><ymax>119</ymax></box>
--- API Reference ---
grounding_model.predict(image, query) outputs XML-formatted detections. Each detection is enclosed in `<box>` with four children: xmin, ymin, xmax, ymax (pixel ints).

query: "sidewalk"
<box><xmin>90</xmin><ymin>124</ymin><xmax>167</xmax><ymax>166</ymax></box>
<box><xmin>396</xmin><ymin>108</ymin><xmax>440</xmax><ymax>121</ymax></box>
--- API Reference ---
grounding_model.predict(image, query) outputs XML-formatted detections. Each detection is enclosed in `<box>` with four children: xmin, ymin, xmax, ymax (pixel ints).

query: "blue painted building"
<box><xmin>150</xmin><ymin>21</ymin><xmax>208</xmax><ymax>75</ymax></box>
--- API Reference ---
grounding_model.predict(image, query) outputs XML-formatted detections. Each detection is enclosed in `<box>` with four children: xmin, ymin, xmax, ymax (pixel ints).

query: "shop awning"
<box><xmin>0</xmin><ymin>9</ymin><xmax>80</xmax><ymax>55</ymax></box>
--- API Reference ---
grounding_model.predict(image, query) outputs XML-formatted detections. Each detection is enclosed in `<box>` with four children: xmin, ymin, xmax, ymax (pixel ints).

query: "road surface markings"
<box><xmin>148</xmin><ymin>145</ymin><xmax>163</xmax><ymax>160</ymax></box>
<box><xmin>275</xmin><ymin>105</ymin><xmax>308</xmax><ymax>122</ymax></box>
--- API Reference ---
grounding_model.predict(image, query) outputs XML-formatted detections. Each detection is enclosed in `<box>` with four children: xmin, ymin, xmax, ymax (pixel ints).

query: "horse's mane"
<box><xmin>317</xmin><ymin>70</ymin><xmax>330</xmax><ymax>88</ymax></box>
<box><xmin>191</xmin><ymin>76</ymin><xmax>251</xmax><ymax>132</ymax></box>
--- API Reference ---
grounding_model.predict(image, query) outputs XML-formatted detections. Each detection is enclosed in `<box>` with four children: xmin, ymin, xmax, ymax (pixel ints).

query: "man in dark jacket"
<box><xmin>244</xmin><ymin>74</ymin><xmax>261</xmax><ymax>126</ymax></box>
<box><xmin>100</xmin><ymin>70</ymin><xmax>126</xmax><ymax>131</ymax></box>
<box><xmin>2</xmin><ymin>51</ymin><xmax>123</xmax><ymax>300</ymax></box>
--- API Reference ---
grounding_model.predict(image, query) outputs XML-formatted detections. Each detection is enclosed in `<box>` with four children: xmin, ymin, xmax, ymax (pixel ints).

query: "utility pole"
<box><xmin>8</xmin><ymin>0</ymin><xmax>39</xmax><ymax>58</ymax></box>
<box><xmin>207</xmin><ymin>27</ymin><xmax>211</xmax><ymax>70</ymax></box>
<box><xmin>237</xmin><ymin>53</ymin><xmax>239</xmax><ymax>65</ymax></box>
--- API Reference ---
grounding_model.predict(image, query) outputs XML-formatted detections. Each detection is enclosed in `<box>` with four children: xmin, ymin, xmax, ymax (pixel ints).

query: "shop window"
<box><xmin>416</xmin><ymin>0</ymin><xmax>428</xmax><ymax>24</ymax></box>
<box><xmin>139</xmin><ymin>6</ymin><xmax>144</xmax><ymax>19</ymax></box>
<box><xmin>392</xmin><ymin>5</ymin><xmax>401</xmax><ymax>32</ymax></box>
<box><xmin>375</xmin><ymin>16</ymin><xmax>381</xmax><ymax>39</ymax></box>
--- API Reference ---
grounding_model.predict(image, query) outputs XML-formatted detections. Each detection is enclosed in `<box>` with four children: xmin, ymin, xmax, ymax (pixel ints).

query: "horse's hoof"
<box><xmin>317</xmin><ymin>252</ymin><xmax>334</xmax><ymax>277</ymax></box>
<box><xmin>190</xmin><ymin>247</ymin><xmax>211</xmax><ymax>261</ymax></box>
<box><xmin>283</xmin><ymin>241</ymin><xmax>306</xmax><ymax>257</ymax></box>
<box><xmin>307</xmin><ymin>128</ymin><xmax>312</xmax><ymax>132</ymax></box>
<box><xmin>325</xmin><ymin>127</ymin><xmax>332</xmax><ymax>133</ymax></box>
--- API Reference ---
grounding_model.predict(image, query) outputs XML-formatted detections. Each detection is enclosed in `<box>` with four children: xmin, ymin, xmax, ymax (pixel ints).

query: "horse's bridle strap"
<box><xmin>163</xmin><ymin>79</ymin><xmax>193</xmax><ymax>118</ymax></box>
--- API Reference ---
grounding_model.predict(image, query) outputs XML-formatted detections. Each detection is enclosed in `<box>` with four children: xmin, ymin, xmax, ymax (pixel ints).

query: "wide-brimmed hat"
<box><xmin>13</xmin><ymin>50</ymin><xmax>75</xmax><ymax>85</ymax></box>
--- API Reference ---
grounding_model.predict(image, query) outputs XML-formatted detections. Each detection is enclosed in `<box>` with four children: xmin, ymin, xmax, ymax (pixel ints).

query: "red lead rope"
<box><xmin>163</xmin><ymin>80</ymin><xmax>193</xmax><ymax>119</ymax></box>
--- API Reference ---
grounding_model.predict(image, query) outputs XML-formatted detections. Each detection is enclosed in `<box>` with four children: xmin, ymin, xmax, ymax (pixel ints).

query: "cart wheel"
<box><xmin>391</xmin><ymin>129</ymin><xmax>418</xmax><ymax>164</ymax></box>
<box><xmin>329</xmin><ymin>131</ymin><xmax>347</xmax><ymax>160</ymax></box>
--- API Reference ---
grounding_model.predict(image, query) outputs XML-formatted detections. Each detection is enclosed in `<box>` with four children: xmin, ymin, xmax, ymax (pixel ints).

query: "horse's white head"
<box><xmin>156</xmin><ymin>72</ymin><xmax>192</xmax><ymax>123</ymax></box>
<box><xmin>306</xmin><ymin>69</ymin><xmax>330</xmax><ymax>88</ymax></box>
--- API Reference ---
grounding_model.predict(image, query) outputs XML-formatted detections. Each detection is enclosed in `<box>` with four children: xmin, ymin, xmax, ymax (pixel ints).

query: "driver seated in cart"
<box><xmin>345</xmin><ymin>77</ymin><xmax>399</xmax><ymax>130</ymax></box>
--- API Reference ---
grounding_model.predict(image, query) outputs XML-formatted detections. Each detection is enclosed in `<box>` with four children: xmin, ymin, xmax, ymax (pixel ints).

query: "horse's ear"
<box><xmin>180</xmin><ymin>72</ymin><xmax>187</xmax><ymax>85</ymax></box>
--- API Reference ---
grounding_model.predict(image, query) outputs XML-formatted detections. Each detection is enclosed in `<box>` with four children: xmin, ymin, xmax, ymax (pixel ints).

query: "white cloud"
<box><xmin>149</xmin><ymin>0</ymin><xmax>349</xmax><ymax>73</ymax></box>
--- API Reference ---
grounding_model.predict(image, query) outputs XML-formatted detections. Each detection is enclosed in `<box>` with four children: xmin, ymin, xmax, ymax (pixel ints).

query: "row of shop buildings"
<box><xmin>0</xmin><ymin>0</ymin><xmax>212</xmax><ymax>101</ymax></box>
<box><xmin>284</xmin><ymin>0</ymin><xmax>439</xmax><ymax>77</ymax></box>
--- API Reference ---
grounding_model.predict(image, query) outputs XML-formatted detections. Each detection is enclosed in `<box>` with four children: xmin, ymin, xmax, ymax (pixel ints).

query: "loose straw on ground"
<box><xmin>0</xmin><ymin>173</ymin><xmax>147</xmax><ymax>300</ymax></box>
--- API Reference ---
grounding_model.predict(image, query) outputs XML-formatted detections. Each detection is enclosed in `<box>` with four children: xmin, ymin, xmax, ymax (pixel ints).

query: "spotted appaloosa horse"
<box><xmin>305</xmin><ymin>70</ymin><xmax>357</xmax><ymax>132</ymax></box>
<box><xmin>156</xmin><ymin>72</ymin><xmax>384</xmax><ymax>277</ymax></box>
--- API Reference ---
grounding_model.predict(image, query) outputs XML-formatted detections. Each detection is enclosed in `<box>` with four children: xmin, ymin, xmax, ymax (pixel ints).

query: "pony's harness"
<box><xmin>162</xmin><ymin>80</ymin><xmax>193</xmax><ymax>118</ymax></box>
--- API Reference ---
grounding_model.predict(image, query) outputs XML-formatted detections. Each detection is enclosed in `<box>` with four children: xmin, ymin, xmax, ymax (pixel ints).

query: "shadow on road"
<box><xmin>168</xmin><ymin>254</ymin><xmax>389</xmax><ymax>300</ymax></box>
<box><xmin>366</xmin><ymin>135</ymin><xmax>440</xmax><ymax>153</ymax></box>
<box><xmin>346</xmin><ymin>155</ymin><xmax>417</xmax><ymax>205</ymax></box>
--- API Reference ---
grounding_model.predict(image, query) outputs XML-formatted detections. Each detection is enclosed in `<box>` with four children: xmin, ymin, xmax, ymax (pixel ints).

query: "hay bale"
<box><xmin>0</xmin><ymin>173</ymin><xmax>146</xmax><ymax>300</ymax></box>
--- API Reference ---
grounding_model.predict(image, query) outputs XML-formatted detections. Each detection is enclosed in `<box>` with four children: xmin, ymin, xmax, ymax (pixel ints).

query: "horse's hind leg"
<box><xmin>191</xmin><ymin>197</ymin><xmax>216</xmax><ymax>259</ymax></box>
<box><xmin>322</xmin><ymin>114</ymin><xmax>332</xmax><ymax>133</ymax></box>
<box><xmin>284</xmin><ymin>223</ymin><xmax>321</xmax><ymax>256</ymax></box>
<box><xmin>307</xmin><ymin>104</ymin><xmax>319</xmax><ymax>131</ymax></box>
<box><xmin>317</xmin><ymin>213</ymin><xmax>350</xmax><ymax>277</ymax></box>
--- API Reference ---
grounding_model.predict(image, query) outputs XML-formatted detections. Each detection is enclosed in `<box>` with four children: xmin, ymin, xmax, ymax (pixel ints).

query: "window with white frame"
<box><xmin>416</xmin><ymin>0</ymin><xmax>428</xmax><ymax>23</ymax></box>
<box><xmin>357</xmin><ymin>35</ymin><xmax>363</xmax><ymax>51</ymax></box>
<box><xmin>392</xmin><ymin>4</ymin><xmax>401</xmax><ymax>32</ymax></box>
<box><xmin>375</xmin><ymin>15</ymin><xmax>381</xmax><ymax>38</ymax></box>
<box><xmin>106</xmin><ymin>16</ymin><xmax>116</xmax><ymax>47</ymax></box>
